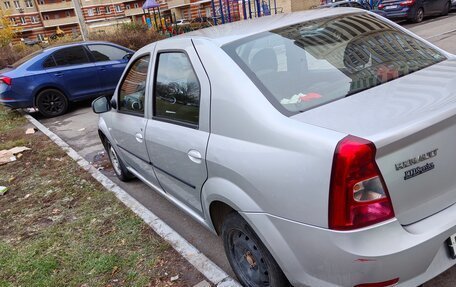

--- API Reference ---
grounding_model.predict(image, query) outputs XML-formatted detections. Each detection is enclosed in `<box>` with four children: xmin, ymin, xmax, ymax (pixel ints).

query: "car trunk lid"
<box><xmin>292</xmin><ymin>59</ymin><xmax>456</xmax><ymax>225</ymax></box>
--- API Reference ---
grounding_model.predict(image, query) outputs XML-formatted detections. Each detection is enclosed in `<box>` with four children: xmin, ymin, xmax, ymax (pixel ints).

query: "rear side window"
<box><xmin>153</xmin><ymin>52</ymin><xmax>200</xmax><ymax>127</ymax></box>
<box><xmin>53</xmin><ymin>46</ymin><xmax>90</xmax><ymax>67</ymax></box>
<box><xmin>88</xmin><ymin>44</ymin><xmax>129</xmax><ymax>62</ymax></box>
<box><xmin>223</xmin><ymin>13</ymin><xmax>446</xmax><ymax>115</ymax></box>
<box><xmin>118</xmin><ymin>55</ymin><xmax>150</xmax><ymax>115</ymax></box>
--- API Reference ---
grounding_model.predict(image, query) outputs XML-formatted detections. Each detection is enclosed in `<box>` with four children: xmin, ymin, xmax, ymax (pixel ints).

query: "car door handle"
<box><xmin>54</xmin><ymin>72</ymin><xmax>63</xmax><ymax>77</ymax></box>
<box><xmin>187</xmin><ymin>149</ymin><xmax>202</xmax><ymax>164</ymax></box>
<box><xmin>135</xmin><ymin>133</ymin><xmax>143</xmax><ymax>143</ymax></box>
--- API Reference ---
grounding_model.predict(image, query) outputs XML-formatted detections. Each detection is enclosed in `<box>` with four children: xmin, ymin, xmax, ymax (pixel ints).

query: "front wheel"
<box><xmin>36</xmin><ymin>89</ymin><xmax>68</xmax><ymax>117</ymax></box>
<box><xmin>413</xmin><ymin>7</ymin><xmax>424</xmax><ymax>23</ymax></box>
<box><xmin>106</xmin><ymin>141</ymin><xmax>134</xmax><ymax>181</ymax></box>
<box><xmin>222</xmin><ymin>212</ymin><xmax>289</xmax><ymax>287</ymax></box>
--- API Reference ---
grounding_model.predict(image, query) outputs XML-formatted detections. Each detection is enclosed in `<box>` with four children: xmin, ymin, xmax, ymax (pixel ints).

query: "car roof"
<box><xmin>178</xmin><ymin>8</ymin><xmax>364</xmax><ymax>46</ymax></box>
<box><xmin>43</xmin><ymin>41</ymin><xmax>122</xmax><ymax>53</ymax></box>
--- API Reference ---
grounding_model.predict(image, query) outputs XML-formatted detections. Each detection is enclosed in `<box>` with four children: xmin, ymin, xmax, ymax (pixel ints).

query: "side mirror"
<box><xmin>123</xmin><ymin>53</ymin><xmax>134</xmax><ymax>61</ymax></box>
<box><xmin>110</xmin><ymin>97</ymin><xmax>117</xmax><ymax>109</ymax></box>
<box><xmin>92</xmin><ymin>96</ymin><xmax>111</xmax><ymax>114</ymax></box>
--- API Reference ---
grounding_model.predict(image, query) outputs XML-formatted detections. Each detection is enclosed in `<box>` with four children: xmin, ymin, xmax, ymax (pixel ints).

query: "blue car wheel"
<box><xmin>36</xmin><ymin>88</ymin><xmax>68</xmax><ymax>117</ymax></box>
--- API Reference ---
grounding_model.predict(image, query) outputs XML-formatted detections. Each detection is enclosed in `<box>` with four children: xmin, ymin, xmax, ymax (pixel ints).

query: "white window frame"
<box><xmin>66</xmin><ymin>10</ymin><xmax>70</xmax><ymax>16</ymax></box>
<box><xmin>105</xmin><ymin>6</ymin><xmax>111</xmax><ymax>13</ymax></box>
<box><xmin>5</xmin><ymin>1</ymin><xmax>11</xmax><ymax>9</ymax></box>
<box><xmin>31</xmin><ymin>15</ymin><xmax>39</xmax><ymax>23</ymax></box>
<box><xmin>95</xmin><ymin>7</ymin><xmax>100</xmax><ymax>14</ymax></box>
<box><xmin>25</xmin><ymin>0</ymin><xmax>33</xmax><ymax>7</ymax></box>
<box><xmin>44</xmin><ymin>14</ymin><xmax>50</xmax><ymax>20</ymax></box>
<box><xmin>10</xmin><ymin>17</ymin><xmax>17</xmax><ymax>25</ymax></box>
<box><xmin>115</xmin><ymin>5</ymin><xmax>121</xmax><ymax>12</ymax></box>
<box><xmin>133</xmin><ymin>3</ymin><xmax>138</xmax><ymax>8</ymax></box>
<box><xmin>38</xmin><ymin>0</ymin><xmax>44</xmax><ymax>4</ymax></box>
<box><xmin>87</xmin><ymin>8</ymin><xmax>94</xmax><ymax>16</ymax></box>
<box><xmin>13</xmin><ymin>0</ymin><xmax>20</xmax><ymax>9</ymax></box>
<box><xmin>125</xmin><ymin>4</ymin><xmax>130</xmax><ymax>9</ymax></box>
<box><xmin>37</xmin><ymin>34</ymin><xmax>45</xmax><ymax>41</ymax></box>
<box><xmin>20</xmin><ymin>16</ymin><xmax>26</xmax><ymax>24</ymax></box>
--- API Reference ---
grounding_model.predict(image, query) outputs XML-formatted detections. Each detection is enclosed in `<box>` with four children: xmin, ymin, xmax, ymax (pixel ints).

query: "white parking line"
<box><xmin>24</xmin><ymin>114</ymin><xmax>241</xmax><ymax>287</ymax></box>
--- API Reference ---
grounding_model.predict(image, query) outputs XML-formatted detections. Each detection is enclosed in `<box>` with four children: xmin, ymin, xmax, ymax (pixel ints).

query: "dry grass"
<box><xmin>0</xmin><ymin>107</ymin><xmax>206</xmax><ymax>287</ymax></box>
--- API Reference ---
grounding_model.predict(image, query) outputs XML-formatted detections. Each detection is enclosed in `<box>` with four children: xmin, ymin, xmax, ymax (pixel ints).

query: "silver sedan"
<box><xmin>93</xmin><ymin>8</ymin><xmax>456</xmax><ymax>287</ymax></box>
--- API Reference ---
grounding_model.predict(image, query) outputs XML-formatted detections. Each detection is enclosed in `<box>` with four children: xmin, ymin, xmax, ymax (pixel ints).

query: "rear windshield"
<box><xmin>9</xmin><ymin>50</ymin><xmax>43</xmax><ymax>68</ymax></box>
<box><xmin>223</xmin><ymin>13</ymin><xmax>446</xmax><ymax>115</ymax></box>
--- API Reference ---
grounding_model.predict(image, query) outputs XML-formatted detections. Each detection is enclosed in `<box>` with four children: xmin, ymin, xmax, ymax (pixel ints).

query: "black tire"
<box><xmin>413</xmin><ymin>7</ymin><xmax>424</xmax><ymax>23</ymax></box>
<box><xmin>106</xmin><ymin>140</ymin><xmax>134</xmax><ymax>181</ymax></box>
<box><xmin>221</xmin><ymin>212</ymin><xmax>289</xmax><ymax>287</ymax></box>
<box><xmin>441</xmin><ymin>1</ymin><xmax>450</xmax><ymax>15</ymax></box>
<box><xmin>36</xmin><ymin>88</ymin><xmax>68</xmax><ymax>117</ymax></box>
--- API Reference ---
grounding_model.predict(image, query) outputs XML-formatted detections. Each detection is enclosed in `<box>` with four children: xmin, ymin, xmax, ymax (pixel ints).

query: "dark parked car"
<box><xmin>319</xmin><ymin>0</ymin><xmax>388</xmax><ymax>17</ymax></box>
<box><xmin>0</xmin><ymin>41</ymin><xmax>133</xmax><ymax>117</ymax></box>
<box><xmin>378</xmin><ymin>0</ymin><xmax>451</xmax><ymax>22</ymax></box>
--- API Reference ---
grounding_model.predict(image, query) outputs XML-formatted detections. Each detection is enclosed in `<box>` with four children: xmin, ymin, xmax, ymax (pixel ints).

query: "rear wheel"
<box><xmin>36</xmin><ymin>89</ymin><xmax>68</xmax><ymax>117</ymax></box>
<box><xmin>106</xmin><ymin>140</ymin><xmax>134</xmax><ymax>181</ymax></box>
<box><xmin>413</xmin><ymin>7</ymin><xmax>424</xmax><ymax>23</ymax></box>
<box><xmin>222</xmin><ymin>212</ymin><xmax>289</xmax><ymax>287</ymax></box>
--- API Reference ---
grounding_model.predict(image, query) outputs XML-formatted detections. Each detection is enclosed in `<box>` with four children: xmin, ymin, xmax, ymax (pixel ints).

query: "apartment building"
<box><xmin>2</xmin><ymin>0</ymin><xmax>318</xmax><ymax>42</ymax></box>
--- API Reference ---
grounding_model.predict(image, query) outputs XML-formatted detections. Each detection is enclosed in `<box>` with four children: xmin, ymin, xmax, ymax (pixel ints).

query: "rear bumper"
<box><xmin>383</xmin><ymin>7</ymin><xmax>415</xmax><ymax>20</ymax></box>
<box><xmin>243</xmin><ymin>203</ymin><xmax>456</xmax><ymax>286</ymax></box>
<box><xmin>0</xmin><ymin>91</ymin><xmax>33</xmax><ymax>109</ymax></box>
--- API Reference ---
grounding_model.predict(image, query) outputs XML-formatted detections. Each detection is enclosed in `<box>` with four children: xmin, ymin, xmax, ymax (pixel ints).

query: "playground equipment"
<box><xmin>142</xmin><ymin>0</ymin><xmax>162</xmax><ymax>30</ymax></box>
<box><xmin>210</xmin><ymin>0</ymin><xmax>278</xmax><ymax>24</ymax></box>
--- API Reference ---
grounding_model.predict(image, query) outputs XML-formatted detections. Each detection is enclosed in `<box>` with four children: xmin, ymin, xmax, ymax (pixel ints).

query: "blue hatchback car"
<box><xmin>0</xmin><ymin>41</ymin><xmax>134</xmax><ymax>117</ymax></box>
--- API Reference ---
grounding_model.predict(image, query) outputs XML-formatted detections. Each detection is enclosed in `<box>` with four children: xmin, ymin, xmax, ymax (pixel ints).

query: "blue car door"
<box><xmin>44</xmin><ymin>45</ymin><xmax>103</xmax><ymax>100</ymax></box>
<box><xmin>86</xmin><ymin>44</ymin><xmax>131</xmax><ymax>95</ymax></box>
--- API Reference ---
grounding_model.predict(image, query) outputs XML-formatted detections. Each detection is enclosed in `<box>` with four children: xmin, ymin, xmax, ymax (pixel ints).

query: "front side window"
<box><xmin>88</xmin><ymin>44</ymin><xmax>129</xmax><ymax>62</ymax></box>
<box><xmin>118</xmin><ymin>55</ymin><xmax>150</xmax><ymax>115</ymax></box>
<box><xmin>52</xmin><ymin>46</ymin><xmax>90</xmax><ymax>66</ymax></box>
<box><xmin>223</xmin><ymin>13</ymin><xmax>446</xmax><ymax>115</ymax></box>
<box><xmin>153</xmin><ymin>52</ymin><xmax>200</xmax><ymax>127</ymax></box>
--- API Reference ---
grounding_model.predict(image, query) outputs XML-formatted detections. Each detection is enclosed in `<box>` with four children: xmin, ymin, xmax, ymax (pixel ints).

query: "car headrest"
<box><xmin>250</xmin><ymin>48</ymin><xmax>278</xmax><ymax>75</ymax></box>
<box><xmin>343</xmin><ymin>41</ymin><xmax>370</xmax><ymax>71</ymax></box>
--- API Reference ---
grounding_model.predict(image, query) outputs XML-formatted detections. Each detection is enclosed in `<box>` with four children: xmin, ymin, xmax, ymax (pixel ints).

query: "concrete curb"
<box><xmin>24</xmin><ymin>114</ymin><xmax>241</xmax><ymax>287</ymax></box>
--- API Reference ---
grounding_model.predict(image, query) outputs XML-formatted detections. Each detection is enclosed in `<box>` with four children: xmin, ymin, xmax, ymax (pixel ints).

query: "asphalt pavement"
<box><xmin>34</xmin><ymin>11</ymin><xmax>456</xmax><ymax>287</ymax></box>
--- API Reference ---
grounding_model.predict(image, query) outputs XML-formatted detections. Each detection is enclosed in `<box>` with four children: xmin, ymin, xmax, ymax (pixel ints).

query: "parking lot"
<box><xmin>32</xmin><ymin>11</ymin><xmax>456</xmax><ymax>286</ymax></box>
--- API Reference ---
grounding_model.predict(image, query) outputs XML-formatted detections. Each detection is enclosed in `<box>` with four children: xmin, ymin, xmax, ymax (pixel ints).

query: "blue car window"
<box><xmin>52</xmin><ymin>46</ymin><xmax>90</xmax><ymax>67</ymax></box>
<box><xmin>88</xmin><ymin>44</ymin><xmax>129</xmax><ymax>62</ymax></box>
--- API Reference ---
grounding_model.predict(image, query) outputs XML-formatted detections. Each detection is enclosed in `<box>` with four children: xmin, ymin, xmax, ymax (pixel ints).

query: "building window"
<box><xmin>31</xmin><ymin>15</ymin><xmax>39</xmax><ymax>23</ymax></box>
<box><xmin>115</xmin><ymin>5</ymin><xmax>121</xmax><ymax>12</ymax></box>
<box><xmin>44</xmin><ymin>14</ymin><xmax>49</xmax><ymax>20</ymax></box>
<box><xmin>10</xmin><ymin>18</ymin><xmax>16</xmax><ymax>25</ymax></box>
<box><xmin>4</xmin><ymin>1</ymin><xmax>11</xmax><ymax>9</ymax></box>
<box><xmin>105</xmin><ymin>6</ymin><xmax>111</xmax><ymax>13</ymax></box>
<box><xmin>125</xmin><ymin>4</ymin><xmax>130</xmax><ymax>9</ymax></box>
<box><xmin>133</xmin><ymin>3</ymin><xmax>138</xmax><ymax>8</ymax></box>
<box><xmin>95</xmin><ymin>7</ymin><xmax>100</xmax><ymax>14</ymax></box>
<box><xmin>37</xmin><ymin>34</ymin><xmax>45</xmax><ymax>41</ymax></box>
<box><xmin>20</xmin><ymin>16</ymin><xmax>26</xmax><ymax>24</ymax></box>
<box><xmin>25</xmin><ymin>0</ymin><xmax>33</xmax><ymax>7</ymax></box>
<box><xmin>87</xmin><ymin>8</ymin><xmax>94</xmax><ymax>16</ymax></box>
<box><xmin>66</xmin><ymin>10</ymin><xmax>70</xmax><ymax>16</ymax></box>
<box><xmin>13</xmin><ymin>0</ymin><xmax>20</xmax><ymax>8</ymax></box>
<box><xmin>39</xmin><ymin>0</ymin><xmax>44</xmax><ymax>4</ymax></box>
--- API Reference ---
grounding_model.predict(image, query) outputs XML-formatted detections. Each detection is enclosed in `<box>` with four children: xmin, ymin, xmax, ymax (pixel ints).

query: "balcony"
<box><xmin>125</xmin><ymin>7</ymin><xmax>144</xmax><ymax>16</ymax></box>
<box><xmin>38</xmin><ymin>1</ymin><xmax>74</xmax><ymax>12</ymax></box>
<box><xmin>81</xmin><ymin>0</ymin><xmax>123</xmax><ymax>7</ymax></box>
<box><xmin>42</xmin><ymin>16</ymin><xmax>78</xmax><ymax>27</ymax></box>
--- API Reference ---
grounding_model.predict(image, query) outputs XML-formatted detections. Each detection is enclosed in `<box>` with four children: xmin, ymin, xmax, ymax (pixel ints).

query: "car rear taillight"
<box><xmin>0</xmin><ymin>76</ymin><xmax>12</xmax><ymax>86</ymax></box>
<box><xmin>400</xmin><ymin>0</ymin><xmax>415</xmax><ymax>6</ymax></box>
<box><xmin>329</xmin><ymin>135</ymin><xmax>395</xmax><ymax>230</ymax></box>
<box><xmin>354</xmin><ymin>278</ymin><xmax>399</xmax><ymax>287</ymax></box>
<box><xmin>378</xmin><ymin>3</ymin><xmax>384</xmax><ymax>9</ymax></box>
